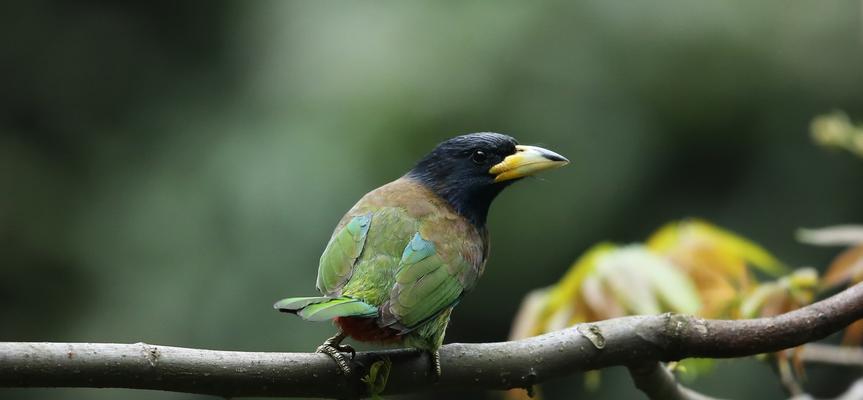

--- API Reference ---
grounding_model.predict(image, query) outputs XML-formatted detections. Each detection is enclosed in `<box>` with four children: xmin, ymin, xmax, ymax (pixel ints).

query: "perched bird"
<box><xmin>274</xmin><ymin>133</ymin><xmax>568</xmax><ymax>377</ymax></box>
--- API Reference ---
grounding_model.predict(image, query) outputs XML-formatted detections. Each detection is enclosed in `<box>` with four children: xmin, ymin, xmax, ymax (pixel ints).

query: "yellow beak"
<box><xmin>489</xmin><ymin>145</ymin><xmax>569</xmax><ymax>182</ymax></box>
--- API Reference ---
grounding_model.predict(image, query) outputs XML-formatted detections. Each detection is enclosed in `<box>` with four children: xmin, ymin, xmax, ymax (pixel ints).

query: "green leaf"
<box><xmin>673</xmin><ymin>358</ymin><xmax>715</xmax><ymax>382</ymax></box>
<box><xmin>362</xmin><ymin>357</ymin><xmax>392</xmax><ymax>399</ymax></box>
<box><xmin>584</xmin><ymin>370</ymin><xmax>602</xmax><ymax>392</ymax></box>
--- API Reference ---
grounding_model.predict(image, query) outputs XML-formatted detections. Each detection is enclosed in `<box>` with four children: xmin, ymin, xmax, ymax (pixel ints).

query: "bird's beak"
<box><xmin>489</xmin><ymin>145</ymin><xmax>569</xmax><ymax>182</ymax></box>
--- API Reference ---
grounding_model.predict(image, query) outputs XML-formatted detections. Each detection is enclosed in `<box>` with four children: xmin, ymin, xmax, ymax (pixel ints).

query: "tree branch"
<box><xmin>2</xmin><ymin>282</ymin><xmax>862</xmax><ymax>398</ymax></box>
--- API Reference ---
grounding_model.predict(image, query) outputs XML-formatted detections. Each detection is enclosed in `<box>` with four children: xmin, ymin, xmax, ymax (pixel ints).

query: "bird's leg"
<box><xmin>429</xmin><ymin>350</ymin><xmax>442</xmax><ymax>381</ymax></box>
<box><xmin>316</xmin><ymin>331</ymin><xmax>356</xmax><ymax>375</ymax></box>
<box><xmin>324</xmin><ymin>332</ymin><xmax>356</xmax><ymax>360</ymax></box>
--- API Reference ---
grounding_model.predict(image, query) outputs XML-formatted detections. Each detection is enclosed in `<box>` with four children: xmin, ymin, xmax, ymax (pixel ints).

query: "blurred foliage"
<box><xmin>811</xmin><ymin>111</ymin><xmax>863</xmax><ymax>158</ymax></box>
<box><xmin>3</xmin><ymin>1</ymin><xmax>863</xmax><ymax>400</ymax></box>
<box><xmin>509</xmin><ymin>219</ymin><xmax>862</xmax><ymax>397</ymax></box>
<box><xmin>511</xmin><ymin>219</ymin><xmax>787</xmax><ymax>341</ymax></box>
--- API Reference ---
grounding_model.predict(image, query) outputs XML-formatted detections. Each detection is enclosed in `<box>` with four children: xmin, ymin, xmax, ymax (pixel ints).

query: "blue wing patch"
<box><xmin>347</xmin><ymin>213</ymin><xmax>372</xmax><ymax>243</ymax></box>
<box><xmin>400</xmin><ymin>232</ymin><xmax>436</xmax><ymax>266</ymax></box>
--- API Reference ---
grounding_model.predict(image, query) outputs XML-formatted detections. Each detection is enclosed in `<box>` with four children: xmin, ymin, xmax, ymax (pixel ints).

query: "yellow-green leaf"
<box><xmin>362</xmin><ymin>357</ymin><xmax>392</xmax><ymax>399</ymax></box>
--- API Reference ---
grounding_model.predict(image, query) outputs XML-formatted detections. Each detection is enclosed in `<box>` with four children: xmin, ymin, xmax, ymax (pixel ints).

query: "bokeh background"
<box><xmin>3</xmin><ymin>1</ymin><xmax>863</xmax><ymax>399</ymax></box>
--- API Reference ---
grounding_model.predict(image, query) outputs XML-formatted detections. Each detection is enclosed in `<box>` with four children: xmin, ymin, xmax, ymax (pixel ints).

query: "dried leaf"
<box><xmin>822</xmin><ymin>244</ymin><xmax>863</xmax><ymax>289</ymax></box>
<box><xmin>842</xmin><ymin>319</ymin><xmax>863</xmax><ymax>346</ymax></box>
<box><xmin>680</xmin><ymin>261</ymin><xmax>742</xmax><ymax>318</ymax></box>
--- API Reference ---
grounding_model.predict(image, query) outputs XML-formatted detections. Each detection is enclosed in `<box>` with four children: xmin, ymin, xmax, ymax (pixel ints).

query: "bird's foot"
<box><xmin>320</xmin><ymin>336</ymin><xmax>356</xmax><ymax>360</ymax></box>
<box><xmin>429</xmin><ymin>350</ymin><xmax>442</xmax><ymax>381</ymax></box>
<box><xmin>316</xmin><ymin>332</ymin><xmax>355</xmax><ymax>376</ymax></box>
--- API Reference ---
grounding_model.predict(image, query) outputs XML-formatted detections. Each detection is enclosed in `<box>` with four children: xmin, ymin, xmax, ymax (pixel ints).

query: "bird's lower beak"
<box><xmin>489</xmin><ymin>145</ymin><xmax>569</xmax><ymax>182</ymax></box>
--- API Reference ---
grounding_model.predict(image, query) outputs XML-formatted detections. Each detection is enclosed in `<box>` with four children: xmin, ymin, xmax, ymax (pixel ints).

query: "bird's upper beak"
<box><xmin>489</xmin><ymin>145</ymin><xmax>569</xmax><ymax>182</ymax></box>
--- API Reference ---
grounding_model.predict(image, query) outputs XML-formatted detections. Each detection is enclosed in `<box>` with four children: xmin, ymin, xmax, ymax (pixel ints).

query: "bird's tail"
<box><xmin>273</xmin><ymin>296</ymin><xmax>378</xmax><ymax>321</ymax></box>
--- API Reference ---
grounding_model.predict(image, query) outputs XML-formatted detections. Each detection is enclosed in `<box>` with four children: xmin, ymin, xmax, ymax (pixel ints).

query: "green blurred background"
<box><xmin>2</xmin><ymin>1</ymin><xmax>863</xmax><ymax>399</ymax></box>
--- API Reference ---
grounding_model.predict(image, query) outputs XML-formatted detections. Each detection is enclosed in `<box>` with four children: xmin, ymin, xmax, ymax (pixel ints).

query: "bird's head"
<box><xmin>406</xmin><ymin>132</ymin><xmax>568</xmax><ymax>228</ymax></box>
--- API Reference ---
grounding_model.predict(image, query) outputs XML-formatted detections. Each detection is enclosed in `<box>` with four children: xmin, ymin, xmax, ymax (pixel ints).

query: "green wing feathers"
<box><xmin>273</xmin><ymin>296</ymin><xmax>333</xmax><ymax>310</ymax></box>
<box><xmin>387</xmin><ymin>233</ymin><xmax>467</xmax><ymax>328</ymax></box>
<box><xmin>274</xmin><ymin>296</ymin><xmax>378</xmax><ymax>321</ymax></box>
<box><xmin>316</xmin><ymin>213</ymin><xmax>372</xmax><ymax>295</ymax></box>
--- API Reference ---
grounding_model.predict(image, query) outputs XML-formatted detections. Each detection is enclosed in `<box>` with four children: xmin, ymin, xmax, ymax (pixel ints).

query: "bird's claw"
<box><xmin>430</xmin><ymin>350</ymin><xmax>442</xmax><ymax>381</ymax></box>
<box><xmin>340</xmin><ymin>343</ymin><xmax>356</xmax><ymax>360</ymax></box>
<box><xmin>316</xmin><ymin>332</ymin><xmax>354</xmax><ymax>376</ymax></box>
<box><xmin>316</xmin><ymin>344</ymin><xmax>353</xmax><ymax>376</ymax></box>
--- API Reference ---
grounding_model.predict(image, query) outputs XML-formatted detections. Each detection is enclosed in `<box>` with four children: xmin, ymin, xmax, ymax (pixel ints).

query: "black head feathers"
<box><xmin>406</xmin><ymin>133</ymin><xmax>520</xmax><ymax>228</ymax></box>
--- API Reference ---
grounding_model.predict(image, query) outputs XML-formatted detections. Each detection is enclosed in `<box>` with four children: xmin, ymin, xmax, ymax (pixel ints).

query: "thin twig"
<box><xmin>627</xmin><ymin>362</ymin><xmax>724</xmax><ymax>400</ymax></box>
<box><xmin>797</xmin><ymin>226</ymin><xmax>863</xmax><ymax>247</ymax></box>
<box><xmin>801</xmin><ymin>343</ymin><xmax>863</xmax><ymax>368</ymax></box>
<box><xmin>789</xmin><ymin>378</ymin><xmax>863</xmax><ymax>400</ymax></box>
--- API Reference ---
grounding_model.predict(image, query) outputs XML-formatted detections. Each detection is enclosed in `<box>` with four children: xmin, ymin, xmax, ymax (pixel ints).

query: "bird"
<box><xmin>274</xmin><ymin>132</ymin><xmax>568</xmax><ymax>378</ymax></box>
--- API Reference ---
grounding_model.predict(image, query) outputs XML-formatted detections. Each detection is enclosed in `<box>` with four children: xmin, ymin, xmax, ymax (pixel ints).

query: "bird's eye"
<box><xmin>471</xmin><ymin>150</ymin><xmax>488</xmax><ymax>164</ymax></box>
